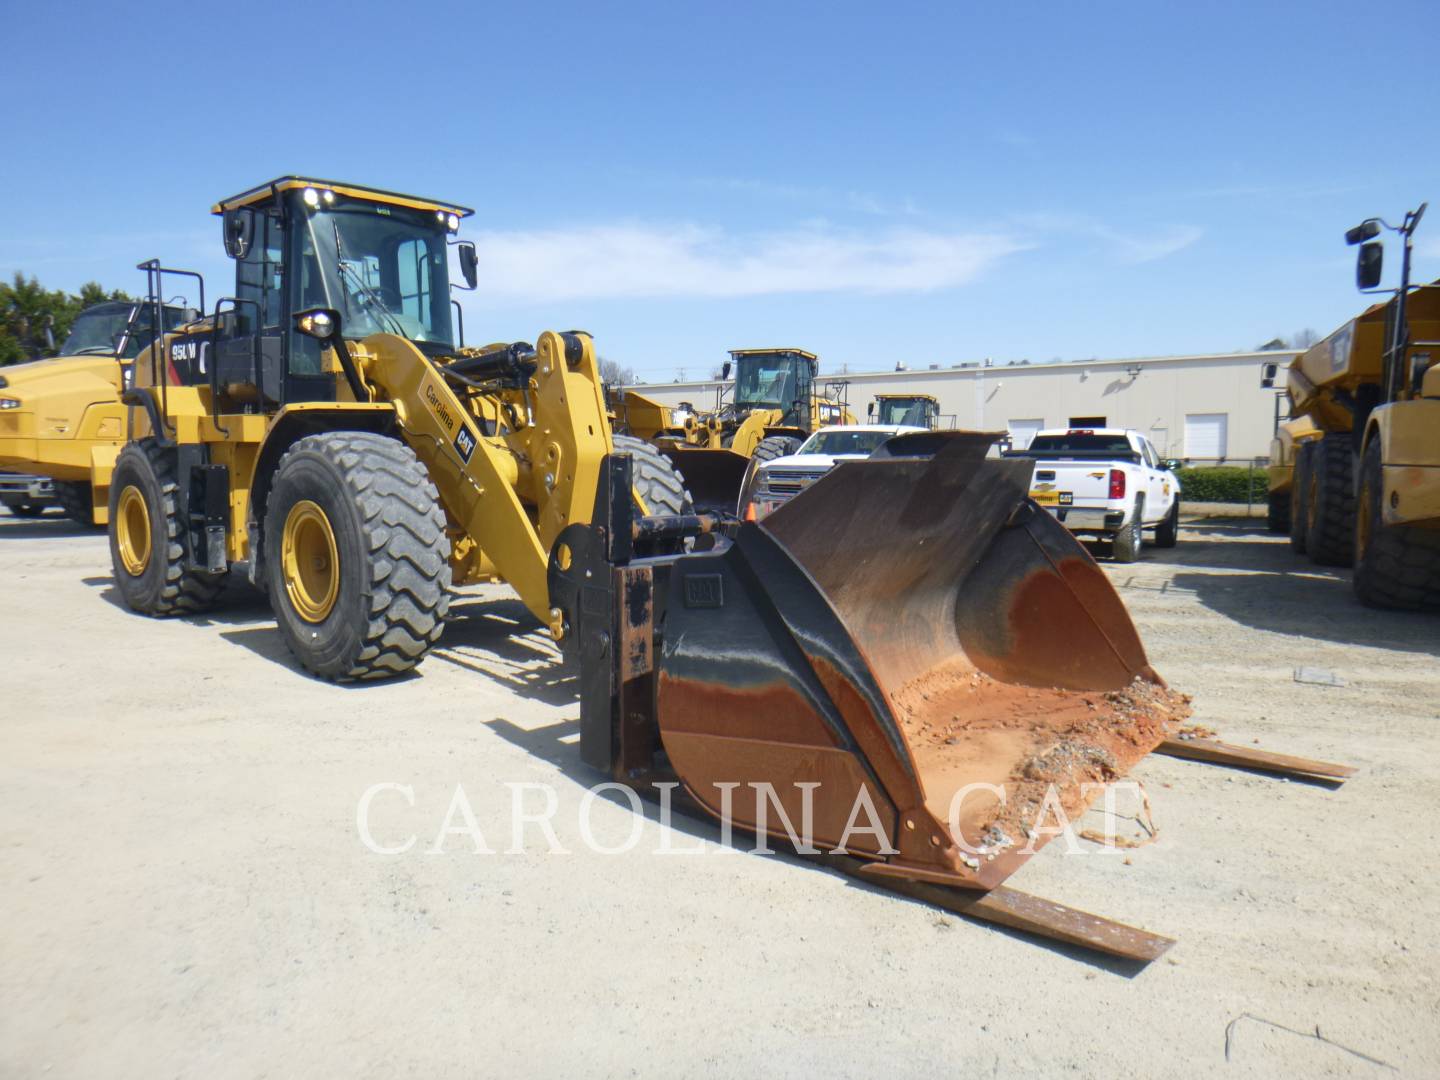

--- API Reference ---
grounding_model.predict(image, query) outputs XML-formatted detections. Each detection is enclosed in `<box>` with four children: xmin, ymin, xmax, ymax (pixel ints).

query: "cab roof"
<box><xmin>211</xmin><ymin>176</ymin><xmax>474</xmax><ymax>218</ymax></box>
<box><xmin>728</xmin><ymin>348</ymin><xmax>819</xmax><ymax>361</ymax></box>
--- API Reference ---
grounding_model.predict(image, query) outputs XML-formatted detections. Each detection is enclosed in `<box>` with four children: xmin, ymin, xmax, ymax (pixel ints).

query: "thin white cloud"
<box><xmin>470</xmin><ymin>222</ymin><xmax>1027</xmax><ymax>302</ymax></box>
<box><xmin>1014</xmin><ymin>212</ymin><xmax>1202</xmax><ymax>264</ymax></box>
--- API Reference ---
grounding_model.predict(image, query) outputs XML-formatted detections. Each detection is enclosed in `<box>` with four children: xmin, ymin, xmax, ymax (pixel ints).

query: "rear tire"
<box><xmin>5</xmin><ymin>502</ymin><xmax>46</xmax><ymax>518</ymax></box>
<box><xmin>264</xmin><ymin>432</ymin><xmax>451</xmax><ymax>681</ymax></box>
<box><xmin>1305</xmin><ymin>433</ymin><xmax>1355</xmax><ymax>567</ymax></box>
<box><xmin>1112</xmin><ymin>498</ymin><xmax>1144</xmax><ymax>562</ymax></box>
<box><xmin>1266</xmin><ymin>489</ymin><xmax>1290</xmax><ymax>534</ymax></box>
<box><xmin>1153</xmin><ymin>498</ymin><xmax>1179</xmax><ymax>548</ymax></box>
<box><xmin>55</xmin><ymin>481</ymin><xmax>96</xmax><ymax>527</ymax></box>
<box><xmin>1289</xmin><ymin>444</ymin><xmax>1311</xmax><ymax>554</ymax></box>
<box><xmin>108</xmin><ymin>440</ymin><xmax>225</xmax><ymax>616</ymax></box>
<box><xmin>1352</xmin><ymin>438</ymin><xmax>1440</xmax><ymax>610</ymax></box>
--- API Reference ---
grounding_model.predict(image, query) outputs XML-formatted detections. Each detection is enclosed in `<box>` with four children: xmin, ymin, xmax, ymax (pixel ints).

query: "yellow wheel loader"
<box><xmin>0</xmin><ymin>300</ymin><xmax>189</xmax><ymax>525</ymax></box>
<box><xmin>867</xmin><ymin>392</ymin><xmax>942</xmax><ymax>429</ymax></box>
<box><xmin>1280</xmin><ymin>204</ymin><xmax>1440</xmax><ymax>605</ymax></box>
<box><xmin>104</xmin><ymin>176</ymin><xmax>1279</xmax><ymax>957</ymax></box>
<box><xmin>619</xmin><ymin>348</ymin><xmax>856</xmax><ymax>511</ymax></box>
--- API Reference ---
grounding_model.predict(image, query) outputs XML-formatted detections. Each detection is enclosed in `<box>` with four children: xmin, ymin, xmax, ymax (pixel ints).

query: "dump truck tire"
<box><xmin>55</xmin><ymin>481</ymin><xmax>95</xmax><ymax>527</ymax></box>
<box><xmin>1112</xmin><ymin>497</ymin><xmax>1144</xmax><ymax>562</ymax></box>
<box><xmin>1289</xmin><ymin>444</ymin><xmax>1311</xmax><ymax>554</ymax></box>
<box><xmin>1352</xmin><ymin>438</ymin><xmax>1440</xmax><ymax>610</ymax></box>
<box><xmin>1305</xmin><ymin>433</ymin><xmax>1355</xmax><ymax>567</ymax></box>
<box><xmin>1266</xmin><ymin>489</ymin><xmax>1290</xmax><ymax>533</ymax></box>
<box><xmin>108</xmin><ymin>440</ymin><xmax>225</xmax><ymax>616</ymax></box>
<box><xmin>1153</xmin><ymin>498</ymin><xmax>1180</xmax><ymax>548</ymax></box>
<box><xmin>264</xmin><ymin>432</ymin><xmax>451</xmax><ymax>682</ymax></box>
<box><xmin>613</xmin><ymin>434</ymin><xmax>692</xmax><ymax>516</ymax></box>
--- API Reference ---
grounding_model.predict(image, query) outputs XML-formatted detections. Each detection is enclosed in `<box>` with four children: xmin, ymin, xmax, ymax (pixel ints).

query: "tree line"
<box><xmin>0</xmin><ymin>272</ymin><xmax>132</xmax><ymax>366</ymax></box>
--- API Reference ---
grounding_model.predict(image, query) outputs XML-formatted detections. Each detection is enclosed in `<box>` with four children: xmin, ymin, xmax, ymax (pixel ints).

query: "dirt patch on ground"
<box><xmin>889</xmin><ymin>658</ymin><xmax>1191</xmax><ymax>853</ymax></box>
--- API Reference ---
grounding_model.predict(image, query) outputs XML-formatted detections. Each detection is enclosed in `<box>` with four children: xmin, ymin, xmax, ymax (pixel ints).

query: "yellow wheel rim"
<box><xmin>116</xmin><ymin>486</ymin><xmax>152</xmax><ymax>577</ymax></box>
<box><xmin>281</xmin><ymin>500</ymin><xmax>339</xmax><ymax>623</ymax></box>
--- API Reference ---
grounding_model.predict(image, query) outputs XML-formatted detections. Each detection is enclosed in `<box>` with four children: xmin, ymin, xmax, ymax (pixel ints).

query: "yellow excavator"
<box><xmin>0</xmin><ymin>300</ymin><xmax>189</xmax><ymax>524</ymax></box>
<box><xmin>107</xmin><ymin>176</ymin><xmax>1197</xmax><ymax>954</ymax></box>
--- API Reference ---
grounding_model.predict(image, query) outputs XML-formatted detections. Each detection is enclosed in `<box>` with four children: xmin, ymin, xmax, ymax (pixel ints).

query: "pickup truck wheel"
<box><xmin>1289</xmin><ymin>444</ymin><xmax>1311</xmax><ymax>554</ymax></box>
<box><xmin>1112</xmin><ymin>498</ymin><xmax>1144</xmax><ymax>562</ymax></box>
<box><xmin>1153</xmin><ymin>498</ymin><xmax>1180</xmax><ymax>548</ymax></box>
<box><xmin>1266</xmin><ymin>489</ymin><xmax>1290</xmax><ymax>534</ymax></box>
<box><xmin>5</xmin><ymin>502</ymin><xmax>47</xmax><ymax>518</ymax></box>
<box><xmin>1304</xmin><ymin>433</ymin><xmax>1355</xmax><ymax>567</ymax></box>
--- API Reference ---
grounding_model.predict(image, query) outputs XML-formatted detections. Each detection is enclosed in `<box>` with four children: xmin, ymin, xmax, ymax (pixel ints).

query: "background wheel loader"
<box><xmin>0</xmin><ymin>300</ymin><xmax>189</xmax><ymax>525</ymax></box>
<box><xmin>106</xmin><ymin>176</ymin><xmax>1206</xmax><ymax>955</ymax></box>
<box><xmin>1281</xmin><ymin>204</ymin><xmax>1440</xmax><ymax>607</ymax></box>
<box><xmin>616</xmin><ymin>348</ymin><xmax>856</xmax><ymax>511</ymax></box>
<box><xmin>867</xmin><ymin>392</ymin><xmax>943</xmax><ymax>430</ymax></box>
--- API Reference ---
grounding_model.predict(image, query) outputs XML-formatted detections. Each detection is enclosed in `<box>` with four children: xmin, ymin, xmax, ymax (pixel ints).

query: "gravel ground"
<box><xmin>1</xmin><ymin>511</ymin><xmax>1436</xmax><ymax>1078</ymax></box>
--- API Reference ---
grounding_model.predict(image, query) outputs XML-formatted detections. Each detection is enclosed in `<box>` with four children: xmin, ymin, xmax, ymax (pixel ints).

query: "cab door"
<box><xmin>1139</xmin><ymin>438</ymin><xmax>1170</xmax><ymax>521</ymax></box>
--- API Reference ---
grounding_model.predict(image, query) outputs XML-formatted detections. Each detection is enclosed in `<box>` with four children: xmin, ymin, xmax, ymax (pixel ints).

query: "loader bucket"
<box><xmin>660</xmin><ymin>446</ymin><xmax>752</xmax><ymax>514</ymax></box>
<box><xmin>652</xmin><ymin>433</ymin><xmax>1189</xmax><ymax>889</ymax></box>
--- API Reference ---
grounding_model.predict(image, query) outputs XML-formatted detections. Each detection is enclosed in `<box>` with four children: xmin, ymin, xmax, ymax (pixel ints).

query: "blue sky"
<box><xmin>2</xmin><ymin>0</ymin><xmax>1437</xmax><ymax>381</ymax></box>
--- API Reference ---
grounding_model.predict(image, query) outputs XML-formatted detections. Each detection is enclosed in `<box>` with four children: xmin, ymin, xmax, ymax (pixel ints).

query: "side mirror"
<box><xmin>223</xmin><ymin>208</ymin><xmax>256</xmax><ymax>259</ymax></box>
<box><xmin>1261</xmin><ymin>362</ymin><xmax>1278</xmax><ymax>388</ymax></box>
<box><xmin>42</xmin><ymin>316</ymin><xmax>55</xmax><ymax>352</ymax></box>
<box><xmin>1164</xmin><ymin>459</ymin><xmax>1182</xmax><ymax>472</ymax></box>
<box><xmin>294</xmin><ymin>307</ymin><xmax>342</xmax><ymax>342</ymax></box>
<box><xmin>866</xmin><ymin>401</ymin><xmax>875</xmax><ymax>418</ymax></box>
<box><xmin>721</xmin><ymin>360</ymin><xmax>732</xmax><ymax>380</ymax></box>
<box><xmin>1345</xmin><ymin>220</ymin><xmax>1381</xmax><ymax>245</ymax></box>
<box><xmin>456</xmin><ymin>241</ymin><xmax>478</xmax><ymax>290</ymax></box>
<box><xmin>1357</xmin><ymin>240</ymin><xmax>1384</xmax><ymax>289</ymax></box>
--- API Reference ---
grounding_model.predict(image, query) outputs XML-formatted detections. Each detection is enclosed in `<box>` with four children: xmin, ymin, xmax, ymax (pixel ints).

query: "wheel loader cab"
<box><xmin>201</xmin><ymin>179</ymin><xmax>468</xmax><ymax>407</ymax></box>
<box><xmin>730</xmin><ymin>348</ymin><xmax>817</xmax><ymax>430</ymax></box>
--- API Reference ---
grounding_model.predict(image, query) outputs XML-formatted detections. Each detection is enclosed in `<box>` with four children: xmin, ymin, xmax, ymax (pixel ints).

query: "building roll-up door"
<box><xmin>1007</xmin><ymin>418</ymin><xmax>1045</xmax><ymax>450</ymax></box>
<box><xmin>1184</xmin><ymin>412</ymin><xmax>1228</xmax><ymax>460</ymax></box>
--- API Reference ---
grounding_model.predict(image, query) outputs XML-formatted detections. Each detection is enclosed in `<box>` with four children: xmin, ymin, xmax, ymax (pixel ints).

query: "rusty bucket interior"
<box><xmin>653</xmin><ymin>433</ymin><xmax>1188</xmax><ymax>890</ymax></box>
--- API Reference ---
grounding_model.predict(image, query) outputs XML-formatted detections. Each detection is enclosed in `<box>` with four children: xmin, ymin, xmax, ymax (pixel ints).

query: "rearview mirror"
<box><xmin>456</xmin><ymin>241</ymin><xmax>478</xmax><ymax>290</ymax></box>
<box><xmin>867</xmin><ymin>401</ymin><xmax>876</xmax><ymax>418</ymax></box>
<box><xmin>721</xmin><ymin>360</ymin><xmax>732</xmax><ymax>381</ymax></box>
<box><xmin>1357</xmin><ymin>240</ymin><xmax>1384</xmax><ymax>289</ymax></box>
<box><xmin>222</xmin><ymin>208</ymin><xmax>256</xmax><ymax>259</ymax></box>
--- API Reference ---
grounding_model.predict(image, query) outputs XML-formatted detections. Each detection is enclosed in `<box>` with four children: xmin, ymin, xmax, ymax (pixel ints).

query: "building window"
<box><xmin>1184</xmin><ymin>412</ymin><xmax>1229</xmax><ymax>461</ymax></box>
<box><xmin>1068</xmin><ymin>415</ymin><xmax>1106</xmax><ymax>428</ymax></box>
<box><xmin>1007</xmin><ymin>419</ymin><xmax>1045</xmax><ymax>449</ymax></box>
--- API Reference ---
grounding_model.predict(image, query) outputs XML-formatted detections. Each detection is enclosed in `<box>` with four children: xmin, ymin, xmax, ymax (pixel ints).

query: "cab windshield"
<box><xmin>298</xmin><ymin>200</ymin><xmax>454</xmax><ymax>351</ymax></box>
<box><xmin>798</xmin><ymin>429</ymin><xmax>894</xmax><ymax>456</ymax></box>
<box><xmin>875</xmin><ymin>398</ymin><xmax>931</xmax><ymax>426</ymax></box>
<box><xmin>60</xmin><ymin>302</ymin><xmax>186</xmax><ymax>359</ymax></box>
<box><xmin>735</xmin><ymin>353</ymin><xmax>807</xmax><ymax>407</ymax></box>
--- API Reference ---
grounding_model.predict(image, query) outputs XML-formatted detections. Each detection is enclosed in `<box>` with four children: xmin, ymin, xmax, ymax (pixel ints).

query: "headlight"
<box><xmin>0</xmin><ymin>397</ymin><xmax>21</xmax><ymax>410</ymax></box>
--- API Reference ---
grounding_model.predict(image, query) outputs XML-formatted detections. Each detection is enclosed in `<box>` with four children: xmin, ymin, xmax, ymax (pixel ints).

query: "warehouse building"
<box><xmin>626</xmin><ymin>349</ymin><xmax>1298</xmax><ymax>462</ymax></box>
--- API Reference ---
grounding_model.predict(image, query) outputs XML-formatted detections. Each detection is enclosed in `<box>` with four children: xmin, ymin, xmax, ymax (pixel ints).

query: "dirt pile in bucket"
<box><xmin>889</xmin><ymin>659</ymin><xmax>1191</xmax><ymax>852</ymax></box>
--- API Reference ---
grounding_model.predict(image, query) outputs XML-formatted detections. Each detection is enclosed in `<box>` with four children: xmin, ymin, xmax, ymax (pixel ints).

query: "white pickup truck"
<box><xmin>1007</xmin><ymin>428</ymin><xmax>1182</xmax><ymax>561</ymax></box>
<box><xmin>741</xmin><ymin>424</ymin><xmax>926</xmax><ymax>519</ymax></box>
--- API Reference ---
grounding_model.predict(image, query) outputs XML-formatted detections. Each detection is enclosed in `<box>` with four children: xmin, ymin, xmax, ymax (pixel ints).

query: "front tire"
<box><xmin>5</xmin><ymin>501</ymin><xmax>46</xmax><ymax>518</ymax></box>
<box><xmin>1352</xmin><ymin>438</ymin><xmax>1440</xmax><ymax>610</ymax></box>
<box><xmin>1289</xmin><ymin>444</ymin><xmax>1311</xmax><ymax>554</ymax></box>
<box><xmin>613</xmin><ymin>434</ymin><xmax>693</xmax><ymax>516</ymax></box>
<box><xmin>1153</xmin><ymin>498</ymin><xmax>1179</xmax><ymax>548</ymax></box>
<box><xmin>264</xmin><ymin>432</ymin><xmax>451</xmax><ymax>681</ymax></box>
<box><xmin>108</xmin><ymin>440</ymin><xmax>225</xmax><ymax>615</ymax></box>
<box><xmin>55</xmin><ymin>481</ymin><xmax>96</xmax><ymax>527</ymax></box>
<box><xmin>1266</xmin><ymin>489</ymin><xmax>1290</xmax><ymax>534</ymax></box>
<box><xmin>751</xmin><ymin>435</ymin><xmax>802</xmax><ymax>466</ymax></box>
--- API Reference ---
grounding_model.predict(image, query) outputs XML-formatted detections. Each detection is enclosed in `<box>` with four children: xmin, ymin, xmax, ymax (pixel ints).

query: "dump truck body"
<box><xmin>0</xmin><ymin>301</ymin><xmax>188</xmax><ymax>524</ymax></box>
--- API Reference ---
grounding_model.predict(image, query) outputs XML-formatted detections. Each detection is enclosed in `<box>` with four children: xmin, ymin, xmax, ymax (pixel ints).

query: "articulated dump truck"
<box><xmin>106</xmin><ymin>176</ymin><xmax>1238</xmax><ymax>957</ymax></box>
<box><xmin>1284</xmin><ymin>204</ymin><xmax>1440</xmax><ymax>608</ymax></box>
<box><xmin>0</xmin><ymin>301</ymin><xmax>187</xmax><ymax>524</ymax></box>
